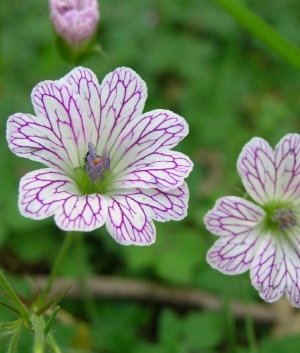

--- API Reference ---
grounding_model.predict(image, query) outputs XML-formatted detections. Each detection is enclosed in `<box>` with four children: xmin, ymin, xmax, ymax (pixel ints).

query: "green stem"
<box><xmin>245</xmin><ymin>304</ymin><xmax>257</xmax><ymax>353</ymax></box>
<box><xmin>39</xmin><ymin>315</ymin><xmax>62</xmax><ymax>353</ymax></box>
<box><xmin>47</xmin><ymin>332</ymin><xmax>63</xmax><ymax>353</ymax></box>
<box><xmin>31</xmin><ymin>314</ymin><xmax>45</xmax><ymax>353</ymax></box>
<box><xmin>213</xmin><ymin>0</ymin><xmax>300</xmax><ymax>71</ymax></box>
<box><xmin>241</xmin><ymin>281</ymin><xmax>257</xmax><ymax>353</ymax></box>
<box><xmin>0</xmin><ymin>271</ymin><xmax>29</xmax><ymax>323</ymax></box>
<box><xmin>34</xmin><ymin>232</ymin><xmax>75</xmax><ymax>309</ymax></box>
<box><xmin>75</xmin><ymin>233</ymin><xmax>95</xmax><ymax>320</ymax></box>
<box><xmin>223</xmin><ymin>300</ymin><xmax>236</xmax><ymax>353</ymax></box>
<box><xmin>6</xmin><ymin>320</ymin><xmax>23</xmax><ymax>353</ymax></box>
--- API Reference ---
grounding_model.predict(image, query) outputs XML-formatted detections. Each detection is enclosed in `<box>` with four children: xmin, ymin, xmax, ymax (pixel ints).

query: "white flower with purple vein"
<box><xmin>204</xmin><ymin>134</ymin><xmax>300</xmax><ymax>306</ymax></box>
<box><xmin>6</xmin><ymin>67</ymin><xmax>193</xmax><ymax>245</ymax></box>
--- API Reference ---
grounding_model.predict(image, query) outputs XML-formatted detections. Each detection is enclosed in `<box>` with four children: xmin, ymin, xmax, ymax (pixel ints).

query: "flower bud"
<box><xmin>50</xmin><ymin>0</ymin><xmax>100</xmax><ymax>62</ymax></box>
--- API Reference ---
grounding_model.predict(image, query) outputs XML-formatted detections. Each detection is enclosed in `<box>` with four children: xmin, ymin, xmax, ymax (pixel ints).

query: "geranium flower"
<box><xmin>6</xmin><ymin>67</ymin><xmax>193</xmax><ymax>245</ymax></box>
<box><xmin>204</xmin><ymin>134</ymin><xmax>300</xmax><ymax>306</ymax></box>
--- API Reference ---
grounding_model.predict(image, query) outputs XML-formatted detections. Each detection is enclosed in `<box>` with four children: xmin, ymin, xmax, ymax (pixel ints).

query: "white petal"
<box><xmin>19</xmin><ymin>168</ymin><xmax>108</xmax><ymax>231</ymax></box>
<box><xmin>274</xmin><ymin>133</ymin><xmax>300</xmax><ymax>203</ymax></box>
<box><xmin>105</xmin><ymin>191</ymin><xmax>155</xmax><ymax>246</ymax></box>
<box><xmin>237</xmin><ymin>137</ymin><xmax>275</xmax><ymax>205</ymax></box>
<box><xmin>205</xmin><ymin>197</ymin><xmax>265</xmax><ymax>274</ymax></box>
<box><xmin>204</xmin><ymin>196</ymin><xmax>265</xmax><ymax>237</ymax></box>
<box><xmin>251</xmin><ymin>231</ymin><xmax>300</xmax><ymax>307</ymax></box>
<box><xmin>109</xmin><ymin>109</ymin><xmax>192</xmax><ymax>190</ymax></box>
<box><xmin>98</xmin><ymin>67</ymin><xmax>147</xmax><ymax>152</ymax></box>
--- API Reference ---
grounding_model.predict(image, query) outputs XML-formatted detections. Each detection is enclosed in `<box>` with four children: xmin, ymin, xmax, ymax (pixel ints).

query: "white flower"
<box><xmin>7</xmin><ymin>67</ymin><xmax>193</xmax><ymax>245</ymax></box>
<box><xmin>204</xmin><ymin>134</ymin><xmax>300</xmax><ymax>306</ymax></box>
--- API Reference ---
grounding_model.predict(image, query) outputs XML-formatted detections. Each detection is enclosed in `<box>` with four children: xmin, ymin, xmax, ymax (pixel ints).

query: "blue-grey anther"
<box><xmin>84</xmin><ymin>142</ymin><xmax>110</xmax><ymax>183</ymax></box>
<box><xmin>272</xmin><ymin>208</ymin><xmax>297</xmax><ymax>230</ymax></box>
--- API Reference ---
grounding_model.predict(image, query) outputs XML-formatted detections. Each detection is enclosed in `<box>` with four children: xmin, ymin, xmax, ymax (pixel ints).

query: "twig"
<box><xmin>30</xmin><ymin>275</ymin><xmax>277</xmax><ymax>324</ymax></box>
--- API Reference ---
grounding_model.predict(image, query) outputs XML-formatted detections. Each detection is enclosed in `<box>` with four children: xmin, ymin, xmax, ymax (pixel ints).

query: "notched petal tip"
<box><xmin>18</xmin><ymin>168</ymin><xmax>78</xmax><ymax>220</ymax></box>
<box><xmin>274</xmin><ymin>133</ymin><xmax>300</xmax><ymax>202</ymax></box>
<box><xmin>250</xmin><ymin>234</ymin><xmax>300</xmax><ymax>306</ymax></box>
<box><xmin>237</xmin><ymin>137</ymin><xmax>276</xmax><ymax>205</ymax></box>
<box><xmin>106</xmin><ymin>194</ymin><xmax>156</xmax><ymax>246</ymax></box>
<box><xmin>54</xmin><ymin>194</ymin><xmax>108</xmax><ymax>232</ymax></box>
<box><xmin>204</xmin><ymin>196</ymin><xmax>265</xmax><ymax>237</ymax></box>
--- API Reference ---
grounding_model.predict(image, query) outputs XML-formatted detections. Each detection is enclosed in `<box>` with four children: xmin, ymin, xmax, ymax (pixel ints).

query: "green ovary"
<box><xmin>263</xmin><ymin>203</ymin><xmax>297</xmax><ymax>232</ymax></box>
<box><xmin>72</xmin><ymin>168</ymin><xmax>111</xmax><ymax>195</ymax></box>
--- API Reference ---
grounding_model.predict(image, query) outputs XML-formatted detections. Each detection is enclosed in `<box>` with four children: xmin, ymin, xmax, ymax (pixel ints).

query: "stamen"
<box><xmin>272</xmin><ymin>208</ymin><xmax>297</xmax><ymax>230</ymax></box>
<box><xmin>84</xmin><ymin>142</ymin><xmax>110</xmax><ymax>183</ymax></box>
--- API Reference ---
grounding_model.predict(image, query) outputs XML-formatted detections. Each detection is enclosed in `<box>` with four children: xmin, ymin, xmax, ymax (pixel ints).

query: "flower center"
<box><xmin>272</xmin><ymin>208</ymin><xmax>297</xmax><ymax>230</ymax></box>
<box><xmin>84</xmin><ymin>142</ymin><xmax>110</xmax><ymax>184</ymax></box>
<box><xmin>73</xmin><ymin>142</ymin><xmax>111</xmax><ymax>195</ymax></box>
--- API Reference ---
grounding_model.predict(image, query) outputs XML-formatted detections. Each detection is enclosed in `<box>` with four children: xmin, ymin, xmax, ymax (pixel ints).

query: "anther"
<box><xmin>272</xmin><ymin>208</ymin><xmax>297</xmax><ymax>230</ymax></box>
<box><xmin>84</xmin><ymin>142</ymin><xmax>110</xmax><ymax>183</ymax></box>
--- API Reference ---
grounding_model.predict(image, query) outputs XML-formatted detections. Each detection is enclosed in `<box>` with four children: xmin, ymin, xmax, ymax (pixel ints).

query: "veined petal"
<box><xmin>250</xmin><ymin>231</ymin><xmax>300</xmax><ymax>307</ymax></box>
<box><xmin>205</xmin><ymin>197</ymin><xmax>265</xmax><ymax>274</ymax></box>
<box><xmin>204</xmin><ymin>196</ymin><xmax>265</xmax><ymax>237</ymax></box>
<box><xmin>274</xmin><ymin>133</ymin><xmax>300</xmax><ymax>203</ymax></box>
<box><xmin>207</xmin><ymin>230</ymin><xmax>261</xmax><ymax>274</ymax></box>
<box><xmin>109</xmin><ymin>109</ymin><xmax>192</xmax><ymax>190</ymax></box>
<box><xmin>54</xmin><ymin>194</ymin><xmax>108</xmax><ymax>231</ymax></box>
<box><xmin>63</xmin><ymin>67</ymin><xmax>102</xmax><ymax>146</ymax></box>
<box><xmin>19</xmin><ymin>169</ymin><xmax>108</xmax><ymax>231</ymax></box>
<box><xmin>137</xmin><ymin>183</ymin><xmax>189</xmax><ymax>221</ymax></box>
<box><xmin>111</xmin><ymin>151</ymin><xmax>192</xmax><ymax>191</ymax></box>
<box><xmin>97</xmin><ymin>67</ymin><xmax>147</xmax><ymax>152</ymax></box>
<box><xmin>237</xmin><ymin>137</ymin><xmax>275</xmax><ymax>205</ymax></box>
<box><xmin>19</xmin><ymin>168</ymin><xmax>80</xmax><ymax>219</ymax></box>
<box><xmin>7</xmin><ymin>113</ymin><xmax>69</xmax><ymax>172</ymax></box>
<box><xmin>31</xmin><ymin>78</ymin><xmax>89</xmax><ymax>171</ymax></box>
<box><xmin>110</xmin><ymin>182</ymin><xmax>189</xmax><ymax>223</ymax></box>
<box><xmin>105</xmin><ymin>190</ymin><xmax>157</xmax><ymax>246</ymax></box>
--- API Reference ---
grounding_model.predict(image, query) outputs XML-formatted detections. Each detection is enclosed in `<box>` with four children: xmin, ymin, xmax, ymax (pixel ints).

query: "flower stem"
<box><xmin>213</xmin><ymin>0</ymin><xmax>300</xmax><ymax>71</ymax></box>
<box><xmin>31</xmin><ymin>314</ymin><xmax>45</xmax><ymax>353</ymax></box>
<box><xmin>34</xmin><ymin>231</ymin><xmax>75</xmax><ymax>309</ymax></box>
<box><xmin>245</xmin><ymin>304</ymin><xmax>257</xmax><ymax>353</ymax></box>
<box><xmin>223</xmin><ymin>299</ymin><xmax>237</xmax><ymax>353</ymax></box>
<box><xmin>46</xmin><ymin>332</ymin><xmax>63</xmax><ymax>353</ymax></box>
<box><xmin>0</xmin><ymin>271</ymin><xmax>30</xmax><ymax>323</ymax></box>
<box><xmin>75</xmin><ymin>233</ymin><xmax>95</xmax><ymax>320</ymax></box>
<box><xmin>39</xmin><ymin>315</ymin><xmax>62</xmax><ymax>353</ymax></box>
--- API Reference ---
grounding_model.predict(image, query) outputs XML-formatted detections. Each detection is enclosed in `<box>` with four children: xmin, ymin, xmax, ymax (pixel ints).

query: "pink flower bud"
<box><xmin>50</xmin><ymin>0</ymin><xmax>100</xmax><ymax>49</ymax></box>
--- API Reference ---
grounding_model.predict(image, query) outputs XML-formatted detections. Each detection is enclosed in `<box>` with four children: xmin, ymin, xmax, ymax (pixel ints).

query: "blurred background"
<box><xmin>2</xmin><ymin>0</ymin><xmax>300</xmax><ymax>352</ymax></box>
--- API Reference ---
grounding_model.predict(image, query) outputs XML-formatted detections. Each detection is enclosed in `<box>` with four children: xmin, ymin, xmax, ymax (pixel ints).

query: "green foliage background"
<box><xmin>2</xmin><ymin>0</ymin><xmax>300</xmax><ymax>352</ymax></box>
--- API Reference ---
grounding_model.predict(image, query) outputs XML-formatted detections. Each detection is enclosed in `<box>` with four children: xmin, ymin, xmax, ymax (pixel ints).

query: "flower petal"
<box><xmin>105</xmin><ymin>190</ymin><xmax>158</xmax><ymax>246</ymax></box>
<box><xmin>274</xmin><ymin>133</ymin><xmax>300</xmax><ymax>203</ymax></box>
<box><xmin>30</xmin><ymin>77</ymin><xmax>89</xmax><ymax>171</ymax></box>
<box><xmin>54</xmin><ymin>194</ymin><xmax>108</xmax><ymax>231</ymax></box>
<box><xmin>19</xmin><ymin>169</ymin><xmax>108</xmax><ymax>231</ymax></box>
<box><xmin>63</xmin><ymin>67</ymin><xmax>102</xmax><ymax>146</ymax></box>
<box><xmin>112</xmin><ymin>182</ymin><xmax>189</xmax><ymax>223</ymax></box>
<box><xmin>137</xmin><ymin>182</ymin><xmax>189</xmax><ymax>221</ymax></box>
<box><xmin>204</xmin><ymin>196</ymin><xmax>265</xmax><ymax>237</ymax></box>
<box><xmin>6</xmin><ymin>113</ymin><xmax>69</xmax><ymax>169</ymax></box>
<box><xmin>110</xmin><ymin>109</ymin><xmax>193</xmax><ymax>190</ymax></box>
<box><xmin>98</xmin><ymin>67</ymin><xmax>147</xmax><ymax>152</ymax></box>
<box><xmin>250</xmin><ymin>231</ymin><xmax>300</xmax><ymax>307</ymax></box>
<box><xmin>205</xmin><ymin>197</ymin><xmax>265</xmax><ymax>274</ymax></box>
<box><xmin>237</xmin><ymin>137</ymin><xmax>275</xmax><ymax>205</ymax></box>
<box><xmin>19</xmin><ymin>168</ymin><xmax>80</xmax><ymax>219</ymax></box>
<box><xmin>7</xmin><ymin>76</ymin><xmax>92</xmax><ymax>173</ymax></box>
